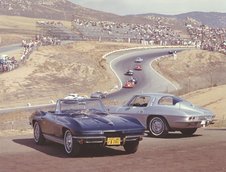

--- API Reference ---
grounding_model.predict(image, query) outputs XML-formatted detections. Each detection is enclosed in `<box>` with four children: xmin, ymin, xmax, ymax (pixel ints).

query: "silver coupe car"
<box><xmin>108</xmin><ymin>93</ymin><xmax>215</xmax><ymax>137</ymax></box>
<box><xmin>90</xmin><ymin>91</ymin><xmax>108</xmax><ymax>99</ymax></box>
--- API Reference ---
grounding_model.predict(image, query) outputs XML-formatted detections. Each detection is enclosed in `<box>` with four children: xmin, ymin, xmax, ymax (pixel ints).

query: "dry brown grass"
<box><xmin>0</xmin><ymin>41</ymin><xmax>142</xmax><ymax>108</ymax></box>
<box><xmin>182</xmin><ymin>85</ymin><xmax>226</xmax><ymax>127</ymax></box>
<box><xmin>153</xmin><ymin>49</ymin><xmax>226</xmax><ymax>94</ymax></box>
<box><xmin>0</xmin><ymin>15</ymin><xmax>71</xmax><ymax>31</ymax></box>
<box><xmin>1</xmin><ymin>43</ymin><xmax>226</xmax><ymax>134</ymax></box>
<box><xmin>0</xmin><ymin>41</ymin><xmax>142</xmax><ymax>134</ymax></box>
<box><xmin>0</xmin><ymin>15</ymin><xmax>71</xmax><ymax>46</ymax></box>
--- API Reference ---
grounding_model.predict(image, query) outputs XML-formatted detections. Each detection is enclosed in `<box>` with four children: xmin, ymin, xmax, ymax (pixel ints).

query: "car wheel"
<box><xmin>148</xmin><ymin>116</ymin><xmax>168</xmax><ymax>137</ymax></box>
<box><xmin>33</xmin><ymin>122</ymin><xmax>45</xmax><ymax>145</ymax></box>
<box><xmin>123</xmin><ymin>141</ymin><xmax>139</xmax><ymax>154</ymax></box>
<box><xmin>64</xmin><ymin>130</ymin><xmax>80</xmax><ymax>156</ymax></box>
<box><xmin>180</xmin><ymin>128</ymin><xmax>197</xmax><ymax>136</ymax></box>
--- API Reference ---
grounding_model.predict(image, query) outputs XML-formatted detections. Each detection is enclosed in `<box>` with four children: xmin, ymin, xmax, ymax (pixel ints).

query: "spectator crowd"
<box><xmin>0</xmin><ymin>34</ymin><xmax>61</xmax><ymax>74</ymax></box>
<box><xmin>72</xmin><ymin>18</ymin><xmax>184</xmax><ymax>45</ymax></box>
<box><xmin>0</xmin><ymin>16</ymin><xmax>225</xmax><ymax>74</ymax></box>
<box><xmin>36</xmin><ymin>20</ymin><xmax>80</xmax><ymax>41</ymax></box>
<box><xmin>186</xmin><ymin>23</ymin><xmax>226</xmax><ymax>54</ymax></box>
<box><xmin>0</xmin><ymin>55</ymin><xmax>18</xmax><ymax>72</ymax></box>
<box><xmin>72</xmin><ymin>18</ymin><xmax>226</xmax><ymax>54</ymax></box>
<box><xmin>0</xmin><ymin>0</ymin><xmax>30</xmax><ymax>11</ymax></box>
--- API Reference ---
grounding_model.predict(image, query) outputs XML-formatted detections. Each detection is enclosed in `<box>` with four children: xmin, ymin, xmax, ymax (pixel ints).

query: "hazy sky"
<box><xmin>70</xmin><ymin>0</ymin><xmax>226</xmax><ymax>15</ymax></box>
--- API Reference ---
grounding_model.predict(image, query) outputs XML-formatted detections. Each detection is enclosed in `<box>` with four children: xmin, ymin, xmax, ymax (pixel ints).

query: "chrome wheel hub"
<box><xmin>65</xmin><ymin>131</ymin><xmax>73</xmax><ymax>153</ymax></box>
<box><xmin>151</xmin><ymin>118</ymin><xmax>164</xmax><ymax>135</ymax></box>
<box><xmin>34</xmin><ymin>123</ymin><xmax>40</xmax><ymax>142</ymax></box>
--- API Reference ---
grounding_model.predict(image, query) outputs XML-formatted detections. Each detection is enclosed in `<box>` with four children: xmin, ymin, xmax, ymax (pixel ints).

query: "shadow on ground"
<box><xmin>144</xmin><ymin>131</ymin><xmax>202</xmax><ymax>139</ymax></box>
<box><xmin>13</xmin><ymin>138</ymin><xmax>127</xmax><ymax>158</ymax></box>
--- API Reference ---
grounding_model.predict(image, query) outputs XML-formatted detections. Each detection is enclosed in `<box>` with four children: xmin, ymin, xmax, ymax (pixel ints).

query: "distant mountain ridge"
<box><xmin>0</xmin><ymin>0</ymin><xmax>121</xmax><ymax>21</ymax></box>
<box><xmin>0</xmin><ymin>0</ymin><xmax>225</xmax><ymax>28</ymax></box>
<box><xmin>133</xmin><ymin>12</ymin><xmax>226</xmax><ymax>28</ymax></box>
<box><xmin>176</xmin><ymin>12</ymin><xmax>226</xmax><ymax>28</ymax></box>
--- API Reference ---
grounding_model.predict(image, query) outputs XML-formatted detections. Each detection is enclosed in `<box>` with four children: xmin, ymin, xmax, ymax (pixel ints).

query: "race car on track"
<box><xmin>90</xmin><ymin>91</ymin><xmax>108</xmax><ymax>99</ymax></box>
<box><xmin>134</xmin><ymin>57</ymin><xmax>143</xmax><ymax>63</ymax></box>
<box><xmin>134</xmin><ymin>64</ymin><xmax>142</xmax><ymax>71</ymax></box>
<box><xmin>124</xmin><ymin>69</ymin><xmax>134</xmax><ymax>76</ymax></box>
<box><xmin>123</xmin><ymin>80</ymin><xmax>135</xmax><ymax>88</ymax></box>
<box><xmin>168</xmin><ymin>50</ymin><xmax>177</xmax><ymax>54</ymax></box>
<box><xmin>129</xmin><ymin>77</ymin><xmax>137</xmax><ymax>84</ymax></box>
<box><xmin>29</xmin><ymin>98</ymin><xmax>145</xmax><ymax>156</ymax></box>
<box><xmin>108</xmin><ymin>93</ymin><xmax>215</xmax><ymax>138</ymax></box>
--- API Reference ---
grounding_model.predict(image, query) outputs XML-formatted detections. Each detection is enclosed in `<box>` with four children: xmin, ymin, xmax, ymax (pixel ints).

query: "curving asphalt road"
<box><xmin>0</xmin><ymin>46</ymin><xmax>185</xmax><ymax>113</ymax></box>
<box><xmin>0</xmin><ymin>43</ymin><xmax>22</xmax><ymax>53</ymax></box>
<box><xmin>106</xmin><ymin>47</ymin><xmax>185</xmax><ymax>100</ymax></box>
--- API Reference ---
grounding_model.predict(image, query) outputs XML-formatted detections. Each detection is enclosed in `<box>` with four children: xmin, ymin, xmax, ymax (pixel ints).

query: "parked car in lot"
<box><xmin>108</xmin><ymin>93</ymin><xmax>215</xmax><ymax>137</ymax></box>
<box><xmin>90</xmin><ymin>91</ymin><xmax>107</xmax><ymax>99</ymax></box>
<box><xmin>29</xmin><ymin>98</ymin><xmax>144</xmax><ymax>156</ymax></box>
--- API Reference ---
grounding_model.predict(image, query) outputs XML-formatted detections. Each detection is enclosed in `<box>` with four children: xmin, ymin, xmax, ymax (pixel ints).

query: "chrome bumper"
<box><xmin>72</xmin><ymin>135</ymin><xmax>143</xmax><ymax>145</ymax></box>
<box><xmin>201</xmin><ymin>119</ymin><xmax>216</xmax><ymax>127</ymax></box>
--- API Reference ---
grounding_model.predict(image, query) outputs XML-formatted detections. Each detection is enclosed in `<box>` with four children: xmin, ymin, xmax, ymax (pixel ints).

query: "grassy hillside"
<box><xmin>153</xmin><ymin>49</ymin><xmax>226</xmax><ymax>95</ymax></box>
<box><xmin>0</xmin><ymin>15</ymin><xmax>71</xmax><ymax>46</ymax></box>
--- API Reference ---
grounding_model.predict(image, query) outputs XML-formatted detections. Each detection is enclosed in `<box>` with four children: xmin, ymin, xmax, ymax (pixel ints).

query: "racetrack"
<box><xmin>0</xmin><ymin>43</ymin><xmax>21</xmax><ymax>53</ymax></box>
<box><xmin>1</xmin><ymin>128</ymin><xmax>226</xmax><ymax>172</ymax></box>
<box><xmin>106</xmin><ymin>48</ymin><xmax>184</xmax><ymax>100</ymax></box>
<box><xmin>0</xmin><ymin>47</ymin><xmax>184</xmax><ymax>113</ymax></box>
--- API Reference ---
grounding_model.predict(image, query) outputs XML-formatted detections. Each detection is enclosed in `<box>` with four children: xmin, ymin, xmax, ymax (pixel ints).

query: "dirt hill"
<box><xmin>0</xmin><ymin>0</ymin><xmax>147</xmax><ymax>23</ymax></box>
<box><xmin>0</xmin><ymin>44</ymin><xmax>226</xmax><ymax>133</ymax></box>
<box><xmin>0</xmin><ymin>41</ymin><xmax>142</xmax><ymax>108</ymax></box>
<box><xmin>153</xmin><ymin>49</ymin><xmax>226</xmax><ymax>94</ymax></box>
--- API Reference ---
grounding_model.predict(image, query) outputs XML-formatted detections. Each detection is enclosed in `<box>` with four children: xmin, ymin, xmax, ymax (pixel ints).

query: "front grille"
<box><xmin>104</xmin><ymin>131</ymin><xmax>123</xmax><ymax>137</ymax></box>
<box><xmin>84</xmin><ymin>138</ymin><xmax>104</xmax><ymax>144</ymax></box>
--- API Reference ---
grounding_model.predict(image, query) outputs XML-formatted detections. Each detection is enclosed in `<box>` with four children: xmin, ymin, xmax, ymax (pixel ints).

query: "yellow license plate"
<box><xmin>106</xmin><ymin>137</ymin><xmax>121</xmax><ymax>146</ymax></box>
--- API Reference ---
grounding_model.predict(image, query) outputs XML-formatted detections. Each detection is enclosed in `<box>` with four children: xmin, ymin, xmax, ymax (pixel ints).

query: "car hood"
<box><xmin>72</xmin><ymin>114</ymin><xmax>144</xmax><ymax>131</ymax></box>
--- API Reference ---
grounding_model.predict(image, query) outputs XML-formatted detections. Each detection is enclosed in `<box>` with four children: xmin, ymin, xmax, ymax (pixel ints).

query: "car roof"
<box><xmin>134</xmin><ymin>92</ymin><xmax>175</xmax><ymax>98</ymax></box>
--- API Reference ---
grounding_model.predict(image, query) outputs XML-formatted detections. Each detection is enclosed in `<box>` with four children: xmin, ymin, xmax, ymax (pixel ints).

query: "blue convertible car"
<box><xmin>29</xmin><ymin>98</ymin><xmax>144</xmax><ymax>156</ymax></box>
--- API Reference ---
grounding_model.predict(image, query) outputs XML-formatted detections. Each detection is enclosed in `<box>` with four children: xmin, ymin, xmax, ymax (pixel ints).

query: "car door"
<box><xmin>53</xmin><ymin>113</ymin><xmax>66</xmax><ymax>138</ymax></box>
<box><xmin>39</xmin><ymin>112</ymin><xmax>56</xmax><ymax>136</ymax></box>
<box><xmin>117</xmin><ymin>96</ymin><xmax>154</xmax><ymax>126</ymax></box>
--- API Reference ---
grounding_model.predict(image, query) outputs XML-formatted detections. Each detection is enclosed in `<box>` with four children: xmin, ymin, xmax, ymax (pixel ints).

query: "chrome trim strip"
<box><xmin>72</xmin><ymin>136</ymin><xmax>106</xmax><ymax>139</ymax></box>
<box><xmin>125</xmin><ymin>135</ymin><xmax>143</xmax><ymax>138</ymax></box>
<box><xmin>85</xmin><ymin>140</ymin><xmax>104</xmax><ymax>144</ymax></box>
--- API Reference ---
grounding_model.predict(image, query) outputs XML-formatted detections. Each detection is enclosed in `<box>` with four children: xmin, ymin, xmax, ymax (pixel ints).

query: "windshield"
<box><xmin>55</xmin><ymin>99</ymin><xmax>107</xmax><ymax>115</ymax></box>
